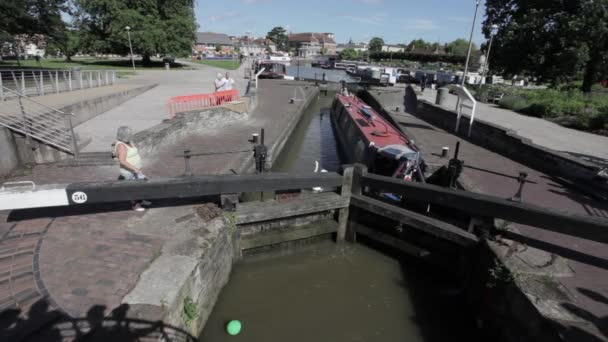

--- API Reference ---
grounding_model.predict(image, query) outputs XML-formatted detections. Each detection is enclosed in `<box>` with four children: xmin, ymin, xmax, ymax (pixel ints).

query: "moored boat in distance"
<box><xmin>330</xmin><ymin>91</ymin><xmax>424</xmax><ymax>182</ymax></box>
<box><xmin>255</xmin><ymin>60</ymin><xmax>289</xmax><ymax>79</ymax></box>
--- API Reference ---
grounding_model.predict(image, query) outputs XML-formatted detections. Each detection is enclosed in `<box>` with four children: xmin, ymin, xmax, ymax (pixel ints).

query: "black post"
<box><xmin>183</xmin><ymin>150</ymin><xmax>192</xmax><ymax>176</ymax></box>
<box><xmin>260</xmin><ymin>128</ymin><xmax>265</xmax><ymax>145</ymax></box>
<box><xmin>448</xmin><ymin>141</ymin><xmax>463</xmax><ymax>188</ymax></box>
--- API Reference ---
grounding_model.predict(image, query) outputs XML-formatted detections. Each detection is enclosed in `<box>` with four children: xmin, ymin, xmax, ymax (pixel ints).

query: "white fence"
<box><xmin>0</xmin><ymin>69</ymin><xmax>117</xmax><ymax>101</ymax></box>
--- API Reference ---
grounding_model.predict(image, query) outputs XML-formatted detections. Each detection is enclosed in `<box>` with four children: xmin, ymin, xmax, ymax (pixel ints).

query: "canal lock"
<box><xmin>198</xmin><ymin>84</ymin><xmax>490</xmax><ymax>341</ymax></box>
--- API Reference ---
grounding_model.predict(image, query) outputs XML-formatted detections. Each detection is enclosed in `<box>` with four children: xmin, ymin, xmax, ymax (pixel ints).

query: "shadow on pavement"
<box><xmin>1</xmin><ymin>298</ymin><xmax>196</xmax><ymax>342</ymax></box>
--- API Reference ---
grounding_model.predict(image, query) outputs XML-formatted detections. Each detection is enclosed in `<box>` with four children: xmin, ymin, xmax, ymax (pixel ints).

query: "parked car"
<box><xmin>162</xmin><ymin>55</ymin><xmax>176</xmax><ymax>64</ymax></box>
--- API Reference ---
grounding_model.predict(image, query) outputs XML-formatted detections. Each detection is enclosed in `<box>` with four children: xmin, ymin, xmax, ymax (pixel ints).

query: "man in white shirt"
<box><xmin>224</xmin><ymin>72</ymin><xmax>235</xmax><ymax>91</ymax></box>
<box><xmin>214</xmin><ymin>73</ymin><xmax>227</xmax><ymax>92</ymax></box>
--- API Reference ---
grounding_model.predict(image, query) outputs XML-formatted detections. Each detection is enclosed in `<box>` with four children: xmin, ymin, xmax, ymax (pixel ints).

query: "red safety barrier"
<box><xmin>166</xmin><ymin>89</ymin><xmax>240</xmax><ymax>118</ymax></box>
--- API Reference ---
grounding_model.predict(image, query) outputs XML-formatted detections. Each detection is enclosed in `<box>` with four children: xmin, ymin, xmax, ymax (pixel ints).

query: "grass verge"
<box><xmin>194</xmin><ymin>59</ymin><xmax>240</xmax><ymax>70</ymax></box>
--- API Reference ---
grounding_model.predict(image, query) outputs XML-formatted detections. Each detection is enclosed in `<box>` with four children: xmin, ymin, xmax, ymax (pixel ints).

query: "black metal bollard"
<box><xmin>183</xmin><ymin>150</ymin><xmax>192</xmax><ymax>176</ymax></box>
<box><xmin>254</xmin><ymin>144</ymin><xmax>267</xmax><ymax>174</ymax></box>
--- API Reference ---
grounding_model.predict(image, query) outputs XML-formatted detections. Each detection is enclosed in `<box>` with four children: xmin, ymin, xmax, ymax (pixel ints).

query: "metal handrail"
<box><xmin>0</xmin><ymin>85</ymin><xmax>79</xmax><ymax>157</ymax></box>
<box><xmin>1</xmin><ymin>86</ymin><xmax>72</xmax><ymax>116</ymax></box>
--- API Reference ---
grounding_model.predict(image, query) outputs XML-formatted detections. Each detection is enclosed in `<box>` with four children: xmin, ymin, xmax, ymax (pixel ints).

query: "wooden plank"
<box><xmin>65</xmin><ymin>173</ymin><xmax>343</xmax><ymax>205</ymax></box>
<box><xmin>361</xmin><ymin>173</ymin><xmax>608</xmax><ymax>243</ymax></box>
<box><xmin>352</xmin><ymin>222</ymin><xmax>432</xmax><ymax>259</ymax></box>
<box><xmin>350</xmin><ymin>194</ymin><xmax>479</xmax><ymax>247</ymax></box>
<box><xmin>241</xmin><ymin>220</ymin><xmax>338</xmax><ymax>250</ymax></box>
<box><xmin>236</xmin><ymin>192</ymin><xmax>348</xmax><ymax>224</ymax></box>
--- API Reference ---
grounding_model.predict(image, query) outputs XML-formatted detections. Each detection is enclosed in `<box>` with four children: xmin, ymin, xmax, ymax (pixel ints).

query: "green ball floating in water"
<box><xmin>226</xmin><ymin>320</ymin><xmax>242</xmax><ymax>336</ymax></box>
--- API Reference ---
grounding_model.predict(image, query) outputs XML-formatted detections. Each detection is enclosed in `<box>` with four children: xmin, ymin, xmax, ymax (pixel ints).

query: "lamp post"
<box><xmin>478</xmin><ymin>24</ymin><xmax>499</xmax><ymax>91</ymax></box>
<box><xmin>125</xmin><ymin>26</ymin><xmax>135</xmax><ymax>71</ymax></box>
<box><xmin>461</xmin><ymin>0</ymin><xmax>481</xmax><ymax>87</ymax></box>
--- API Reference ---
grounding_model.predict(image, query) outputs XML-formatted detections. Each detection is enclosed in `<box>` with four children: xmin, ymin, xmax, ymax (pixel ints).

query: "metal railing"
<box><xmin>0</xmin><ymin>69</ymin><xmax>116</xmax><ymax>101</ymax></box>
<box><xmin>0</xmin><ymin>86</ymin><xmax>78</xmax><ymax>156</ymax></box>
<box><xmin>166</xmin><ymin>89</ymin><xmax>241</xmax><ymax>118</ymax></box>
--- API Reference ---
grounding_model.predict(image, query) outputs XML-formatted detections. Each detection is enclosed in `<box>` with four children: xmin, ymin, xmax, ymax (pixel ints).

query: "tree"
<box><xmin>407</xmin><ymin>39</ymin><xmax>430</xmax><ymax>51</ymax></box>
<box><xmin>0</xmin><ymin>0</ymin><xmax>67</xmax><ymax>52</ymax></box>
<box><xmin>368</xmin><ymin>37</ymin><xmax>384</xmax><ymax>52</ymax></box>
<box><xmin>266</xmin><ymin>26</ymin><xmax>288</xmax><ymax>52</ymax></box>
<box><xmin>47</xmin><ymin>29</ymin><xmax>80</xmax><ymax>61</ymax></box>
<box><xmin>484</xmin><ymin>0</ymin><xmax>608</xmax><ymax>92</ymax></box>
<box><xmin>73</xmin><ymin>0</ymin><xmax>196</xmax><ymax>65</ymax></box>
<box><xmin>446</xmin><ymin>38</ymin><xmax>476</xmax><ymax>56</ymax></box>
<box><xmin>339</xmin><ymin>48</ymin><xmax>358</xmax><ymax>60</ymax></box>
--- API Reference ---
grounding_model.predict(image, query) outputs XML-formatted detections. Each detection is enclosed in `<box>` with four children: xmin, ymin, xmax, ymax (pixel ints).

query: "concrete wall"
<box><xmin>133</xmin><ymin>106</ymin><xmax>248</xmax><ymax>158</ymax></box>
<box><xmin>68</xmin><ymin>85</ymin><xmax>157</xmax><ymax>127</ymax></box>
<box><xmin>0</xmin><ymin>127</ymin><xmax>20</xmax><ymax>178</ymax></box>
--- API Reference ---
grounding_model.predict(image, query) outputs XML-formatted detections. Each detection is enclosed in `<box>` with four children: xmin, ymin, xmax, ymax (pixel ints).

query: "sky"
<box><xmin>195</xmin><ymin>0</ymin><xmax>488</xmax><ymax>45</ymax></box>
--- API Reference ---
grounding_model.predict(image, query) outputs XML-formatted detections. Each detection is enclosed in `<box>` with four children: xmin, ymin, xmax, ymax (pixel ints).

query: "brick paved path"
<box><xmin>0</xmin><ymin>79</ymin><xmax>314</xmax><ymax>340</ymax></box>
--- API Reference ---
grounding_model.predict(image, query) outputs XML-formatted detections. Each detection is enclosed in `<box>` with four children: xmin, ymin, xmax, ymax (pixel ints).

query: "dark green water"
<box><xmin>199</xmin><ymin>91</ymin><xmax>478</xmax><ymax>341</ymax></box>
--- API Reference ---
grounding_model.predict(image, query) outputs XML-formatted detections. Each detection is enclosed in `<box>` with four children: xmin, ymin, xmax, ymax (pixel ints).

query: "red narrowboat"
<box><xmin>331</xmin><ymin>93</ymin><xmax>424</xmax><ymax>181</ymax></box>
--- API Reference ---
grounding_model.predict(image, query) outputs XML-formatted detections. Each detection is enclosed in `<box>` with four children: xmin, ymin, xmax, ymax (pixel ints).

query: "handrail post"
<box><xmin>55</xmin><ymin>71</ymin><xmax>59</xmax><ymax>93</ymax></box>
<box><xmin>40</xmin><ymin>71</ymin><xmax>45</xmax><ymax>95</ymax></box>
<box><xmin>17</xmin><ymin>93</ymin><xmax>31</xmax><ymax>145</ymax></box>
<box><xmin>32</xmin><ymin>71</ymin><xmax>40</xmax><ymax>95</ymax></box>
<box><xmin>21</xmin><ymin>71</ymin><xmax>26</xmax><ymax>95</ymax></box>
<box><xmin>68</xmin><ymin>71</ymin><xmax>72</xmax><ymax>91</ymax></box>
<box><xmin>67</xmin><ymin>113</ymin><xmax>79</xmax><ymax>159</ymax></box>
<box><xmin>88</xmin><ymin>72</ymin><xmax>92</xmax><ymax>88</ymax></box>
<box><xmin>0</xmin><ymin>75</ymin><xmax>3</xmax><ymax>101</ymax></box>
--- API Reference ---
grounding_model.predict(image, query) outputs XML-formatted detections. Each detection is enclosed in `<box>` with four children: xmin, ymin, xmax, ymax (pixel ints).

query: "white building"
<box><xmin>382</xmin><ymin>44</ymin><xmax>404</xmax><ymax>53</ymax></box>
<box><xmin>336</xmin><ymin>43</ymin><xmax>368</xmax><ymax>53</ymax></box>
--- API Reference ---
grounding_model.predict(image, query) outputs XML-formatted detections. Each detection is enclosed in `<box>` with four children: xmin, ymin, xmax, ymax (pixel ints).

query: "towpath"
<box><xmin>417</xmin><ymin>87</ymin><xmax>608</xmax><ymax>165</ymax></box>
<box><xmin>75</xmin><ymin>61</ymin><xmax>251</xmax><ymax>153</ymax></box>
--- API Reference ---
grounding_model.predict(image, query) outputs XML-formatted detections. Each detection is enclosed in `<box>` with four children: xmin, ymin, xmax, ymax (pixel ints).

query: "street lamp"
<box><xmin>478</xmin><ymin>24</ymin><xmax>499</xmax><ymax>91</ymax></box>
<box><xmin>461</xmin><ymin>0</ymin><xmax>481</xmax><ymax>87</ymax></box>
<box><xmin>125</xmin><ymin>26</ymin><xmax>135</xmax><ymax>71</ymax></box>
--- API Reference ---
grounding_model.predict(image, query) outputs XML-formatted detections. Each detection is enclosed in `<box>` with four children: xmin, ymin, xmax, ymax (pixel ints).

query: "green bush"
<box><xmin>499</xmin><ymin>95</ymin><xmax>529</xmax><ymax>112</ymax></box>
<box><xmin>488</xmin><ymin>83</ymin><xmax>608</xmax><ymax>134</ymax></box>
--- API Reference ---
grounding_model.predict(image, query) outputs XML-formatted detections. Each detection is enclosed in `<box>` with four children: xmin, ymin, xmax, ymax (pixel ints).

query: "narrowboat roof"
<box><xmin>336</xmin><ymin>94</ymin><xmax>412</xmax><ymax>149</ymax></box>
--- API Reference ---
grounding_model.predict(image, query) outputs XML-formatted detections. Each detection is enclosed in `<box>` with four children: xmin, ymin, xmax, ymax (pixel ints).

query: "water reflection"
<box><xmin>271</xmin><ymin>91</ymin><xmax>341</xmax><ymax>172</ymax></box>
<box><xmin>286</xmin><ymin>65</ymin><xmax>356</xmax><ymax>83</ymax></box>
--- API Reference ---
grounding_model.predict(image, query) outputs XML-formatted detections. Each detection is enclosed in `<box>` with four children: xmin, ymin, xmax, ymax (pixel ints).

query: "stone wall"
<box><xmin>133</xmin><ymin>107</ymin><xmax>248</xmax><ymax>158</ymax></box>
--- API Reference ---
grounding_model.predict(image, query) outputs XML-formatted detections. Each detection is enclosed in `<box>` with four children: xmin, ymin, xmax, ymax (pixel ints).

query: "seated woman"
<box><xmin>114</xmin><ymin>126</ymin><xmax>149</xmax><ymax>211</ymax></box>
